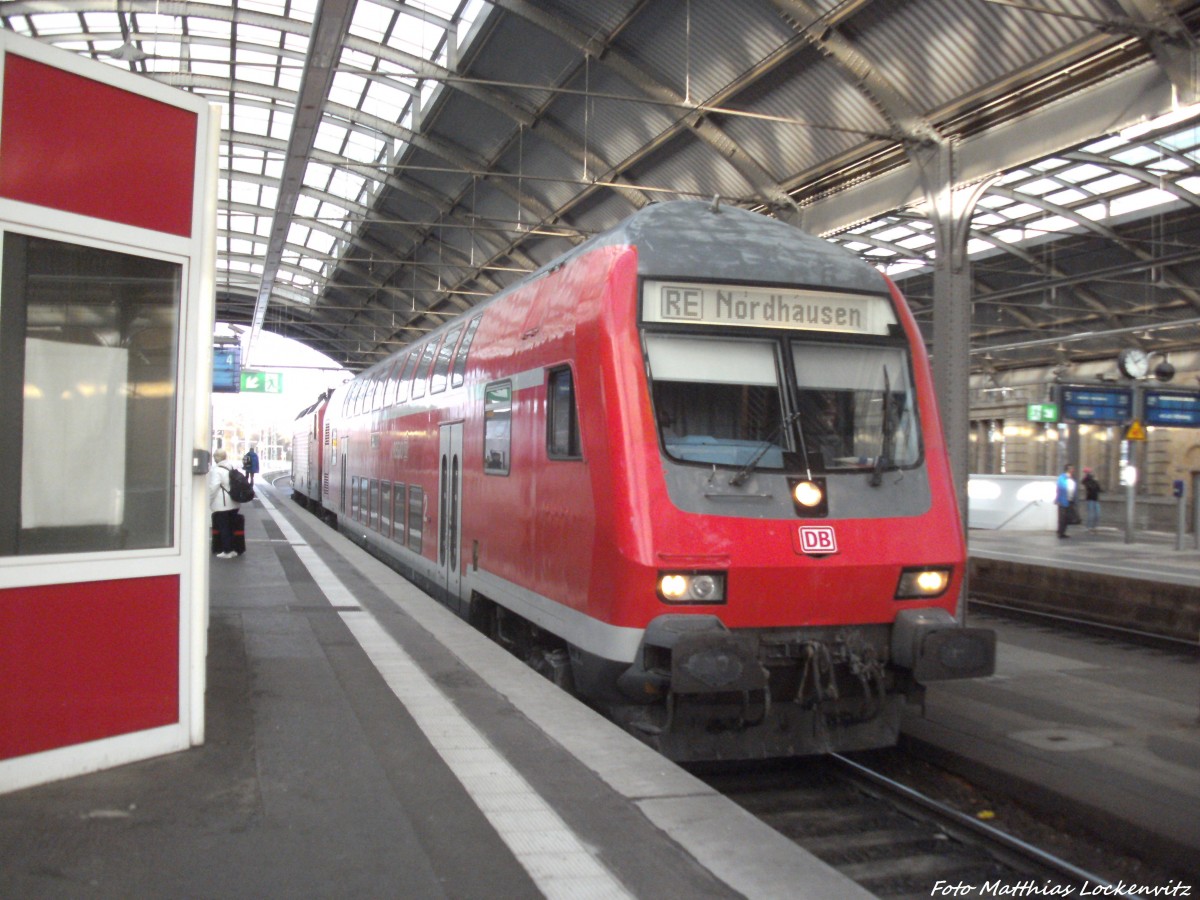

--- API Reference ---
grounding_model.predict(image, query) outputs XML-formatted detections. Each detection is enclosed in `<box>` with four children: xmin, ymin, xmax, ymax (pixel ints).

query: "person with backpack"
<box><xmin>243</xmin><ymin>446</ymin><xmax>260</xmax><ymax>485</ymax></box>
<box><xmin>209</xmin><ymin>448</ymin><xmax>243</xmax><ymax>559</ymax></box>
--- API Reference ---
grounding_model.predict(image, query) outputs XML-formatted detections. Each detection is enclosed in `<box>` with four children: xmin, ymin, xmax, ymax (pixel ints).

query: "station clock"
<box><xmin>1117</xmin><ymin>347</ymin><xmax>1150</xmax><ymax>379</ymax></box>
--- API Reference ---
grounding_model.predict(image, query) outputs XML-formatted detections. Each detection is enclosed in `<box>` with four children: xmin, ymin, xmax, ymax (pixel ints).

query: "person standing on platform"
<box><xmin>1055</xmin><ymin>463</ymin><xmax>1077</xmax><ymax>539</ymax></box>
<box><xmin>1081</xmin><ymin>467</ymin><xmax>1103</xmax><ymax>531</ymax></box>
<box><xmin>209</xmin><ymin>448</ymin><xmax>241</xmax><ymax>559</ymax></box>
<box><xmin>243</xmin><ymin>446</ymin><xmax>260</xmax><ymax>486</ymax></box>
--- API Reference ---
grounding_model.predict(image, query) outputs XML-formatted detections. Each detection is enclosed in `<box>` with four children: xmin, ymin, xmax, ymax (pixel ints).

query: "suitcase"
<box><xmin>211</xmin><ymin>512</ymin><xmax>246</xmax><ymax>555</ymax></box>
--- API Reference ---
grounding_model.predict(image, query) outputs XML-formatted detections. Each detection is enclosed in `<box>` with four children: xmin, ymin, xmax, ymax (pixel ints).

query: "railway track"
<box><xmin>696</xmin><ymin>754</ymin><xmax>1130</xmax><ymax>900</ymax></box>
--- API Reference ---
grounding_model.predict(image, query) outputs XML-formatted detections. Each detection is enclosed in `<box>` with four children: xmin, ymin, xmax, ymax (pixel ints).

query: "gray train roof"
<box><xmin>591</xmin><ymin>200</ymin><xmax>887</xmax><ymax>294</ymax></box>
<box><xmin>6</xmin><ymin>1</ymin><xmax>1200</xmax><ymax>373</ymax></box>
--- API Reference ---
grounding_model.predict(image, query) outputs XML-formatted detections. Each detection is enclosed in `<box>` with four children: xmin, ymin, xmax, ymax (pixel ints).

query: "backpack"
<box><xmin>243</xmin><ymin>452</ymin><xmax>252</xmax><ymax>470</ymax></box>
<box><xmin>227</xmin><ymin>466</ymin><xmax>255</xmax><ymax>503</ymax></box>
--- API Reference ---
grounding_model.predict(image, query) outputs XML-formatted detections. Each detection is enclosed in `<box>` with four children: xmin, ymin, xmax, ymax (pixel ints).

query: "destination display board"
<box><xmin>1058</xmin><ymin>386</ymin><xmax>1132</xmax><ymax>424</ymax></box>
<box><xmin>1144</xmin><ymin>389</ymin><xmax>1200</xmax><ymax>427</ymax></box>
<box><xmin>641</xmin><ymin>280</ymin><xmax>897</xmax><ymax>336</ymax></box>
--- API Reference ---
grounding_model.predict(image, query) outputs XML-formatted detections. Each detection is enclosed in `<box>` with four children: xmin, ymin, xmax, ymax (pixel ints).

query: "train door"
<box><xmin>339</xmin><ymin>437</ymin><xmax>348</xmax><ymax>517</ymax></box>
<box><xmin>438</xmin><ymin>422</ymin><xmax>464</xmax><ymax>611</ymax></box>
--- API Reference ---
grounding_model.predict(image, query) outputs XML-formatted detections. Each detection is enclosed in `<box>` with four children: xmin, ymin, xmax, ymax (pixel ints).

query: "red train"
<box><xmin>292</xmin><ymin>200</ymin><xmax>994</xmax><ymax>761</ymax></box>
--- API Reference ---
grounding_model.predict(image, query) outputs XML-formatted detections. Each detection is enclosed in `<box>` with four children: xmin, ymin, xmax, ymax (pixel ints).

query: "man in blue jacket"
<box><xmin>243</xmin><ymin>446</ymin><xmax>261</xmax><ymax>486</ymax></box>
<box><xmin>1055</xmin><ymin>463</ymin><xmax>1076</xmax><ymax>539</ymax></box>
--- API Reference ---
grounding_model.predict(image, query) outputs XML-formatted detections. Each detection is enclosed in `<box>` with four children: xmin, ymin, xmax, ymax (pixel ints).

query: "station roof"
<box><xmin>5</xmin><ymin>0</ymin><xmax>1200</xmax><ymax>375</ymax></box>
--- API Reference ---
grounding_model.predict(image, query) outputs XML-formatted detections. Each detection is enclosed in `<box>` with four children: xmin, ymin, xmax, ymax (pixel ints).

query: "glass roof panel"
<box><xmin>350</xmin><ymin>1</ymin><xmax>396</xmax><ymax>42</ymax></box>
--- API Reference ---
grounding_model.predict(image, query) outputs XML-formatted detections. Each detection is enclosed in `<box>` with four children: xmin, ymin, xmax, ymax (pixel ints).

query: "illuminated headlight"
<box><xmin>793</xmin><ymin>480</ymin><xmax>823</xmax><ymax>507</ymax></box>
<box><xmin>787</xmin><ymin>476</ymin><xmax>829</xmax><ymax>518</ymax></box>
<box><xmin>895</xmin><ymin>567</ymin><xmax>952</xmax><ymax>599</ymax></box>
<box><xmin>658</xmin><ymin>572</ymin><xmax>726</xmax><ymax>604</ymax></box>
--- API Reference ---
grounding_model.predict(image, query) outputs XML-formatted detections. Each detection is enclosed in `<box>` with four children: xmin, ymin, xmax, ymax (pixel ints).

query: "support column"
<box><xmin>911</xmin><ymin>139</ymin><xmax>994</xmax><ymax>623</ymax></box>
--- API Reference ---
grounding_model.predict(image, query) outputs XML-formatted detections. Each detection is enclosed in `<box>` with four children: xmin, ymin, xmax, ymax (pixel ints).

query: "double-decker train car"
<box><xmin>291</xmin><ymin>388</ymin><xmax>332</xmax><ymax>512</ymax></box>
<box><xmin>293</xmin><ymin>200</ymin><xmax>994</xmax><ymax>761</ymax></box>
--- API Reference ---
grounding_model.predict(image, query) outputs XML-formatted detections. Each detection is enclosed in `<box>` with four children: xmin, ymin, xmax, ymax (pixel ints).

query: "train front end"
<box><xmin>594</xmin><ymin>203</ymin><xmax>994</xmax><ymax>760</ymax></box>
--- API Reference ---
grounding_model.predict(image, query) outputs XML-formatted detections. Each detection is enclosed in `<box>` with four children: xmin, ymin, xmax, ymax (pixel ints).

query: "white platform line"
<box><xmin>260</xmin><ymin>501</ymin><xmax>633</xmax><ymax>900</ymax></box>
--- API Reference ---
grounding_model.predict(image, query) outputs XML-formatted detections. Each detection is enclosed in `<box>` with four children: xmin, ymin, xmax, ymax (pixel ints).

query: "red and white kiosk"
<box><xmin>0</xmin><ymin>33</ymin><xmax>218</xmax><ymax>792</ymax></box>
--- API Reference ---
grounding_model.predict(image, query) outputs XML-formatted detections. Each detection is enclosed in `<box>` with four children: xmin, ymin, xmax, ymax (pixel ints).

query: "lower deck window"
<box><xmin>407</xmin><ymin>485</ymin><xmax>423</xmax><ymax>552</ymax></box>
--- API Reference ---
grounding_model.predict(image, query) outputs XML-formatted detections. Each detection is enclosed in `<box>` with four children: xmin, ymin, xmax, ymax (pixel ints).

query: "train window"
<box><xmin>371</xmin><ymin>368</ymin><xmax>387</xmax><ymax>411</ymax></box>
<box><xmin>369</xmin><ymin>479</ymin><xmax>380</xmax><ymax>531</ymax></box>
<box><xmin>380</xmin><ymin>481</ymin><xmax>392</xmax><ymax>538</ymax></box>
<box><xmin>410</xmin><ymin>341</ymin><xmax>438</xmax><ymax>400</ymax></box>
<box><xmin>484</xmin><ymin>381</ymin><xmax>512</xmax><ymax>475</ymax></box>
<box><xmin>0</xmin><ymin>234</ymin><xmax>180</xmax><ymax>556</ymax></box>
<box><xmin>355</xmin><ymin>379</ymin><xmax>370</xmax><ymax>416</ymax></box>
<box><xmin>351</xmin><ymin>476</ymin><xmax>361</xmax><ymax>521</ymax></box>
<box><xmin>393</xmin><ymin>483</ymin><xmax>406</xmax><ymax>545</ymax></box>
<box><xmin>791</xmin><ymin>343</ymin><xmax>921</xmax><ymax>471</ymax></box>
<box><xmin>430</xmin><ymin>324</ymin><xmax>463</xmax><ymax>394</ymax></box>
<box><xmin>382</xmin><ymin>357</ymin><xmax>402</xmax><ymax>408</ymax></box>
<box><xmin>450</xmin><ymin>316</ymin><xmax>481</xmax><ymax>388</ymax></box>
<box><xmin>547</xmin><ymin>367</ymin><xmax>581</xmax><ymax>459</ymax></box>
<box><xmin>645</xmin><ymin>334</ymin><xmax>786</xmax><ymax>471</ymax></box>
<box><xmin>407</xmin><ymin>485</ymin><xmax>423</xmax><ymax>552</ymax></box>
<box><xmin>395</xmin><ymin>350</ymin><xmax>418</xmax><ymax>405</ymax></box>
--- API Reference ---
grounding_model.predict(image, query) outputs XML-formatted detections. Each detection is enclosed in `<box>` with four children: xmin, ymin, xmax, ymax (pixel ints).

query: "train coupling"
<box><xmin>890</xmin><ymin>608</ymin><xmax>995</xmax><ymax>682</ymax></box>
<box><xmin>617</xmin><ymin>614</ymin><xmax>769</xmax><ymax>702</ymax></box>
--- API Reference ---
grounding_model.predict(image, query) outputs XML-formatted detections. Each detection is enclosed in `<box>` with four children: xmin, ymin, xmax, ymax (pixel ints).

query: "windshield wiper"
<box><xmin>729</xmin><ymin>410</ymin><xmax>803</xmax><ymax>487</ymax></box>
<box><xmin>870</xmin><ymin>366</ymin><xmax>893</xmax><ymax>488</ymax></box>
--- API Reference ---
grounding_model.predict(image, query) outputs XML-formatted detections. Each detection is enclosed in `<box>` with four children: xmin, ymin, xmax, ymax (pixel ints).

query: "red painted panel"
<box><xmin>0</xmin><ymin>575</ymin><xmax>180</xmax><ymax>760</ymax></box>
<box><xmin>0</xmin><ymin>54</ymin><xmax>196</xmax><ymax>237</ymax></box>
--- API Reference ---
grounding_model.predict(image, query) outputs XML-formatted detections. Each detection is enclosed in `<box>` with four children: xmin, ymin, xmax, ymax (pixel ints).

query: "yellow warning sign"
<box><xmin>1125</xmin><ymin>420</ymin><xmax>1147</xmax><ymax>441</ymax></box>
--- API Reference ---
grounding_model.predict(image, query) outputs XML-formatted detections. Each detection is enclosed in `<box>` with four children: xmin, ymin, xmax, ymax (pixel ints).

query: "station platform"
<box><xmin>898</xmin><ymin>526</ymin><xmax>1200</xmax><ymax>879</ymax></box>
<box><xmin>0</xmin><ymin>482</ymin><xmax>866</xmax><ymax>900</ymax></box>
<box><xmin>967</xmin><ymin>525</ymin><xmax>1200</xmax><ymax>644</ymax></box>
<box><xmin>969</xmin><ymin>524</ymin><xmax>1200</xmax><ymax>591</ymax></box>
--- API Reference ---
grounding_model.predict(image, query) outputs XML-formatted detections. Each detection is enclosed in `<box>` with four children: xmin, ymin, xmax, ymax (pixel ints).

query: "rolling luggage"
<box><xmin>211</xmin><ymin>512</ymin><xmax>246</xmax><ymax>555</ymax></box>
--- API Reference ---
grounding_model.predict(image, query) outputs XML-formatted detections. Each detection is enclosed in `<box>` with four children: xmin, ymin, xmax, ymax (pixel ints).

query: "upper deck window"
<box><xmin>450</xmin><ymin>316</ymin><xmax>481</xmax><ymax>388</ymax></box>
<box><xmin>410</xmin><ymin>340</ymin><xmax>438</xmax><ymax>400</ymax></box>
<box><xmin>430</xmin><ymin>324</ymin><xmax>463</xmax><ymax>394</ymax></box>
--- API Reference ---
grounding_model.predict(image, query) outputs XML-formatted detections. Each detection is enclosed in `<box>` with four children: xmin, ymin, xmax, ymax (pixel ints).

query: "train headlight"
<box><xmin>788</xmin><ymin>476</ymin><xmax>828</xmax><ymax>517</ymax></box>
<box><xmin>658</xmin><ymin>572</ymin><xmax>726</xmax><ymax>604</ymax></box>
<box><xmin>895</xmin><ymin>567</ymin><xmax>953</xmax><ymax>599</ymax></box>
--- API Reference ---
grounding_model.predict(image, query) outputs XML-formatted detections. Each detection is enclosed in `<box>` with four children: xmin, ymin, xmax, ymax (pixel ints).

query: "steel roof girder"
<box><xmin>800</xmin><ymin>61</ymin><xmax>1178</xmax><ymax>237</ymax></box>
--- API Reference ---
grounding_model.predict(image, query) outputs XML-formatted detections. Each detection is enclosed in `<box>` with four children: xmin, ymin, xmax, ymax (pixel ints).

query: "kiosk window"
<box><xmin>0</xmin><ymin>234</ymin><xmax>181</xmax><ymax>556</ymax></box>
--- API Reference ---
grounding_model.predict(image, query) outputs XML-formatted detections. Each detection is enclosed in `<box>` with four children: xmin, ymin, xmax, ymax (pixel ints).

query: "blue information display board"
<box><xmin>213</xmin><ymin>344</ymin><xmax>241</xmax><ymax>393</ymax></box>
<box><xmin>1059</xmin><ymin>386</ymin><xmax>1133</xmax><ymax>424</ymax></box>
<box><xmin>1144</xmin><ymin>390</ymin><xmax>1200</xmax><ymax>427</ymax></box>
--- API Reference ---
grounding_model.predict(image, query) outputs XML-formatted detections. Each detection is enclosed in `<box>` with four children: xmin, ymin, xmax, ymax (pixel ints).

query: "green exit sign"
<box><xmin>1027</xmin><ymin>403</ymin><xmax>1059</xmax><ymax>423</ymax></box>
<box><xmin>240</xmin><ymin>370</ymin><xmax>283</xmax><ymax>394</ymax></box>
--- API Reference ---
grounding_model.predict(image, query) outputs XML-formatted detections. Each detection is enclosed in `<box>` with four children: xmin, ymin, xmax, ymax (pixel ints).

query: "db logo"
<box><xmin>798</xmin><ymin>525</ymin><xmax>838</xmax><ymax>555</ymax></box>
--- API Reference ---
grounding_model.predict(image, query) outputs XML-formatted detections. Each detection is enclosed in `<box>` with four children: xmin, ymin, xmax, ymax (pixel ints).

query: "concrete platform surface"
<box><xmin>905</xmin><ymin>605</ymin><xmax>1200</xmax><ymax>880</ymax></box>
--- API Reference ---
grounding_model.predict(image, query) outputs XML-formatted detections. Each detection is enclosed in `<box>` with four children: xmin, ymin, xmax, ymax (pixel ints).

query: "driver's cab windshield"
<box><xmin>645</xmin><ymin>332</ymin><xmax>920</xmax><ymax>474</ymax></box>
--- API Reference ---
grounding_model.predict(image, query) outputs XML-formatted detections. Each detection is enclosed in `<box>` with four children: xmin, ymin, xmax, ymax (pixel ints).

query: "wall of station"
<box><xmin>969</xmin><ymin>352</ymin><xmax>1200</xmax><ymax>530</ymax></box>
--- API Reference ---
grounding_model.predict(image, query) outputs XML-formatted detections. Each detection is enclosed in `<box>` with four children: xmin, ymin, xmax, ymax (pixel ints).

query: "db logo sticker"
<box><xmin>797</xmin><ymin>525</ymin><xmax>838</xmax><ymax>556</ymax></box>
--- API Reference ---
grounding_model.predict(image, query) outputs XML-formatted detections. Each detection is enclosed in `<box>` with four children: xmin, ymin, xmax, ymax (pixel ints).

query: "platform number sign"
<box><xmin>798</xmin><ymin>525</ymin><xmax>838</xmax><ymax>556</ymax></box>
